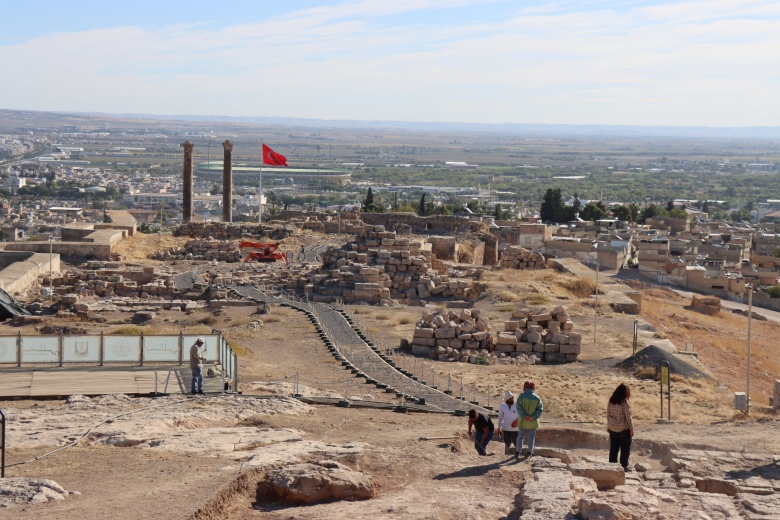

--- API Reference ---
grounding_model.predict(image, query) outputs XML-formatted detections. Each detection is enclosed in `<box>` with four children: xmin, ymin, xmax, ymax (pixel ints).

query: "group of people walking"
<box><xmin>467</xmin><ymin>382</ymin><xmax>634</xmax><ymax>470</ymax></box>
<box><xmin>468</xmin><ymin>381</ymin><xmax>543</xmax><ymax>458</ymax></box>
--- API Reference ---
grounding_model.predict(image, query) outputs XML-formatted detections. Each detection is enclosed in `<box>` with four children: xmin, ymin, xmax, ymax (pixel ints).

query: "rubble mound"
<box><xmin>0</xmin><ymin>478</ymin><xmax>71</xmax><ymax>508</ymax></box>
<box><xmin>615</xmin><ymin>345</ymin><xmax>711</xmax><ymax>380</ymax></box>
<box><xmin>258</xmin><ymin>460</ymin><xmax>374</xmax><ymax>504</ymax></box>
<box><xmin>688</xmin><ymin>295</ymin><xmax>720</xmax><ymax>315</ymax></box>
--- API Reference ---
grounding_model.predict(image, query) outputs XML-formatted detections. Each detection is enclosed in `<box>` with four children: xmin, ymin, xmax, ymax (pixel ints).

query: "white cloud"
<box><xmin>0</xmin><ymin>0</ymin><xmax>779</xmax><ymax>126</ymax></box>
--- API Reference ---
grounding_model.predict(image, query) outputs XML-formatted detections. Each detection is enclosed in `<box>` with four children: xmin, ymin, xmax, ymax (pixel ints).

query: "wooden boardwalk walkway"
<box><xmin>0</xmin><ymin>366</ymin><xmax>223</xmax><ymax>398</ymax></box>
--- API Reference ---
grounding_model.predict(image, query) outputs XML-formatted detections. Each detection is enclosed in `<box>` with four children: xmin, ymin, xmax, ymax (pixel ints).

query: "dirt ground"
<box><xmin>1</xmin><ymin>236</ymin><xmax>779</xmax><ymax>519</ymax></box>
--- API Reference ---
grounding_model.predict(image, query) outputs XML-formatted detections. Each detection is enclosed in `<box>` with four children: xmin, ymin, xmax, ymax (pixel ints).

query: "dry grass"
<box><xmin>560</xmin><ymin>277</ymin><xmax>596</xmax><ymax>298</ymax></box>
<box><xmin>495</xmin><ymin>290</ymin><xmax>522</xmax><ymax>303</ymax></box>
<box><xmin>639</xmin><ymin>289</ymin><xmax>780</xmax><ymax>402</ymax></box>
<box><xmin>526</xmin><ymin>294</ymin><xmax>549</xmax><ymax>306</ymax></box>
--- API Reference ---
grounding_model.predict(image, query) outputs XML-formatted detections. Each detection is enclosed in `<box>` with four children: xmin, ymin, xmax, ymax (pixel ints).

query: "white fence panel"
<box><xmin>0</xmin><ymin>336</ymin><xmax>17</xmax><ymax>364</ymax></box>
<box><xmin>103</xmin><ymin>336</ymin><xmax>141</xmax><ymax>363</ymax></box>
<box><xmin>21</xmin><ymin>336</ymin><xmax>59</xmax><ymax>364</ymax></box>
<box><xmin>63</xmin><ymin>336</ymin><xmax>101</xmax><ymax>363</ymax></box>
<box><xmin>143</xmin><ymin>336</ymin><xmax>181</xmax><ymax>363</ymax></box>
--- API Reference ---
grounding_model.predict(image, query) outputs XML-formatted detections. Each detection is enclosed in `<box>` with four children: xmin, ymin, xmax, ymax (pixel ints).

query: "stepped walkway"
<box><xmin>235</xmin><ymin>284</ymin><xmax>493</xmax><ymax>415</ymax></box>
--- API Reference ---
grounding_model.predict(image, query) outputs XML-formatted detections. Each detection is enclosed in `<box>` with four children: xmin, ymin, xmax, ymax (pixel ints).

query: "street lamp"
<box><xmin>593</xmin><ymin>243</ymin><xmax>599</xmax><ymax>346</ymax></box>
<box><xmin>746</xmin><ymin>282</ymin><xmax>753</xmax><ymax>414</ymax></box>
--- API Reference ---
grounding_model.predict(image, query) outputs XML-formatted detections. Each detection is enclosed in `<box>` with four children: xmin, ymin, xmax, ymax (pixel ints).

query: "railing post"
<box><xmin>0</xmin><ymin>408</ymin><xmax>5</xmax><ymax>478</ymax></box>
<box><xmin>16</xmin><ymin>331</ymin><xmax>21</xmax><ymax>368</ymax></box>
<box><xmin>58</xmin><ymin>334</ymin><xmax>63</xmax><ymax>367</ymax></box>
<box><xmin>178</xmin><ymin>331</ymin><xmax>184</xmax><ymax>366</ymax></box>
<box><xmin>99</xmin><ymin>330</ymin><xmax>104</xmax><ymax>366</ymax></box>
<box><xmin>140</xmin><ymin>332</ymin><xmax>144</xmax><ymax>366</ymax></box>
<box><xmin>295</xmin><ymin>371</ymin><xmax>300</xmax><ymax>397</ymax></box>
<box><xmin>233</xmin><ymin>351</ymin><xmax>238</xmax><ymax>393</ymax></box>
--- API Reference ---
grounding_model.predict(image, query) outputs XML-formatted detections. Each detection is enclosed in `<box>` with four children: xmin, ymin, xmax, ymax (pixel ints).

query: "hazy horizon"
<box><xmin>2</xmin><ymin>1</ymin><xmax>780</xmax><ymax>128</ymax></box>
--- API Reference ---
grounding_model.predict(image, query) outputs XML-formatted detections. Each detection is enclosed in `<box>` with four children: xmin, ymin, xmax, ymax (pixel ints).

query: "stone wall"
<box><xmin>174</xmin><ymin>222</ymin><xmax>294</xmax><ymax>241</ymax></box>
<box><xmin>360</xmin><ymin>213</ymin><xmax>487</xmax><ymax>235</ymax></box>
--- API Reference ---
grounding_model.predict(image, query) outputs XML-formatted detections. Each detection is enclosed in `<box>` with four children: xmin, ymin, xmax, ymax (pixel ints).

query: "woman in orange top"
<box><xmin>607</xmin><ymin>383</ymin><xmax>633</xmax><ymax>470</ymax></box>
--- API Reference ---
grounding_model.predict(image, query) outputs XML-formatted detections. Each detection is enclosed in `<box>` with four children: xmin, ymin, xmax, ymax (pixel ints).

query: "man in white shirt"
<box><xmin>497</xmin><ymin>391</ymin><xmax>519</xmax><ymax>456</ymax></box>
<box><xmin>189</xmin><ymin>337</ymin><xmax>206</xmax><ymax>395</ymax></box>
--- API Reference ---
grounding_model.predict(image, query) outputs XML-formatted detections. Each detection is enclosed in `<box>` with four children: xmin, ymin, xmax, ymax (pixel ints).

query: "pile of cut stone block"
<box><xmin>310</xmin><ymin>226</ymin><xmax>485</xmax><ymax>305</ymax></box>
<box><xmin>410</xmin><ymin>308</ymin><xmax>496</xmax><ymax>363</ymax></box>
<box><xmin>499</xmin><ymin>245</ymin><xmax>547</xmax><ymax>269</ymax></box>
<box><xmin>498</xmin><ymin>306</ymin><xmax>581</xmax><ymax>362</ymax></box>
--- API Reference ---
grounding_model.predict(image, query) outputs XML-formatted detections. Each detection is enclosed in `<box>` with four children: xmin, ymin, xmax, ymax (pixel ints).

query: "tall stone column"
<box><xmin>181</xmin><ymin>141</ymin><xmax>194</xmax><ymax>223</ymax></box>
<box><xmin>222</xmin><ymin>140</ymin><xmax>233</xmax><ymax>223</ymax></box>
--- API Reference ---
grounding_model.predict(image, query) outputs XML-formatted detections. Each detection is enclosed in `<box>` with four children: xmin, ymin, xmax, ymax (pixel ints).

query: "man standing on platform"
<box><xmin>189</xmin><ymin>337</ymin><xmax>206</xmax><ymax>395</ymax></box>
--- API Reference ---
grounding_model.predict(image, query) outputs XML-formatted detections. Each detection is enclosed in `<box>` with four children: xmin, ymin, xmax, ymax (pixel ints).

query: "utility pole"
<box><xmin>593</xmin><ymin>243</ymin><xmax>599</xmax><ymax>347</ymax></box>
<box><xmin>747</xmin><ymin>283</ymin><xmax>753</xmax><ymax>414</ymax></box>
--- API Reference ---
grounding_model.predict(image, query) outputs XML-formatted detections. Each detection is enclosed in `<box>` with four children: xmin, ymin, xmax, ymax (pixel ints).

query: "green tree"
<box><xmin>362</xmin><ymin>187</ymin><xmax>374</xmax><ymax>211</ymax></box>
<box><xmin>540</xmin><ymin>188</ymin><xmax>567</xmax><ymax>223</ymax></box>
<box><xmin>580</xmin><ymin>201</ymin><xmax>608</xmax><ymax>221</ymax></box>
<box><xmin>666</xmin><ymin>200</ymin><xmax>675</xmax><ymax>211</ymax></box>
<box><xmin>210</xmin><ymin>184</ymin><xmax>222</xmax><ymax>195</ymax></box>
<box><xmin>611</xmin><ymin>205</ymin><xmax>631</xmax><ymax>222</ymax></box>
<box><xmin>639</xmin><ymin>204</ymin><xmax>659</xmax><ymax>224</ymax></box>
<box><xmin>418</xmin><ymin>193</ymin><xmax>427</xmax><ymax>216</ymax></box>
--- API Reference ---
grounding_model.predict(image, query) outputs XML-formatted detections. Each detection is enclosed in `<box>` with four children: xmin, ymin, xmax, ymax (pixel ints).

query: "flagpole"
<box><xmin>259</xmin><ymin>141</ymin><xmax>263</xmax><ymax>224</ymax></box>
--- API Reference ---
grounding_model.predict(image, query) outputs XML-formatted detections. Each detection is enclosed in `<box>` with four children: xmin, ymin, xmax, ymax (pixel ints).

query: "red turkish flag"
<box><xmin>262</xmin><ymin>144</ymin><xmax>288</xmax><ymax>166</ymax></box>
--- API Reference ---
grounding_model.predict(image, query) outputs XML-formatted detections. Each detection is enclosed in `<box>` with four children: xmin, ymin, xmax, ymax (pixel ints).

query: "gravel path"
<box><xmin>234</xmin><ymin>284</ymin><xmax>493</xmax><ymax>415</ymax></box>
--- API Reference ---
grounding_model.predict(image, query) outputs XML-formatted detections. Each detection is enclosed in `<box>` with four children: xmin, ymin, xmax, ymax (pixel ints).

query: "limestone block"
<box><xmin>411</xmin><ymin>344</ymin><xmax>432</xmax><ymax>357</ymax></box>
<box><xmin>551</xmin><ymin>333</ymin><xmax>568</xmax><ymax>345</ymax></box>
<box><xmin>465</xmin><ymin>340</ymin><xmax>479</xmax><ymax>350</ymax></box>
<box><xmin>531</xmin><ymin>313</ymin><xmax>552</xmax><ymax>323</ymax></box>
<box><xmin>413</xmin><ymin>328</ymin><xmax>435</xmax><ymax>339</ymax></box>
<box><xmin>415</xmin><ymin>337</ymin><xmax>437</xmax><ymax>347</ymax></box>
<box><xmin>527</xmin><ymin>331</ymin><xmax>542</xmax><ymax>343</ymax></box>
<box><xmin>505</xmin><ymin>321</ymin><xmax>519</xmax><ymax>331</ymax></box>
<box><xmin>496</xmin><ymin>332</ymin><xmax>518</xmax><ymax>345</ymax></box>
<box><xmin>543</xmin><ymin>343</ymin><xmax>560</xmax><ymax>353</ymax></box>
<box><xmin>471</xmin><ymin>331</ymin><xmax>488</xmax><ymax>342</ymax></box>
<box><xmin>534</xmin><ymin>447</ymin><xmax>574</xmax><ymax>464</ymax></box>
<box><xmin>496</xmin><ymin>343</ymin><xmax>515</xmax><ymax>354</ymax></box>
<box><xmin>568</xmin><ymin>333</ymin><xmax>582</xmax><ymax>346</ymax></box>
<box><xmin>516</xmin><ymin>342</ymin><xmax>533</xmax><ymax>353</ymax></box>
<box><xmin>568</xmin><ymin>463</ymin><xmax>625</xmax><ymax>489</ymax></box>
<box><xmin>560</xmin><ymin>343</ymin><xmax>582</xmax><ymax>355</ymax></box>
<box><xmin>434</xmin><ymin>327</ymin><xmax>456</xmax><ymax>339</ymax></box>
<box><xmin>450</xmin><ymin>339</ymin><xmax>463</xmax><ymax>349</ymax></box>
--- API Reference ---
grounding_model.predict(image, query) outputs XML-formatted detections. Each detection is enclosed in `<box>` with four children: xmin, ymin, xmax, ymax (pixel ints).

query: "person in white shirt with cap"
<box><xmin>497</xmin><ymin>390</ymin><xmax>520</xmax><ymax>456</ymax></box>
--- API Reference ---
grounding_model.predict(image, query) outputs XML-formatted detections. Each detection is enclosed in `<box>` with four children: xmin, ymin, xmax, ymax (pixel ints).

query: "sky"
<box><xmin>1</xmin><ymin>0</ymin><xmax>779</xmax><ymax>127</ymax></box>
